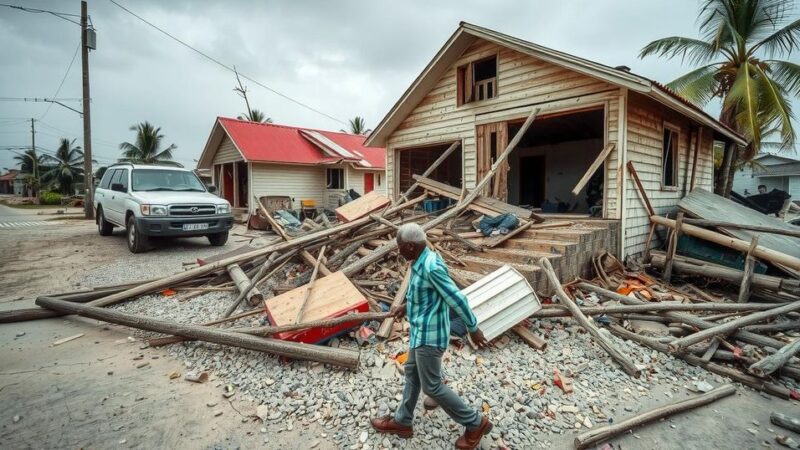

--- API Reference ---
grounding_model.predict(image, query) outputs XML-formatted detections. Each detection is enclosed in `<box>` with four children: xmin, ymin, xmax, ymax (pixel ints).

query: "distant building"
<box><xmin>733</xmin><ymin>153</ymin><xmax>799</xmax><ymax>200</ymax></box>
<box><xmin>0</xmin><ymin>170</ymin><xmax>19</xmax><ymax>195</ymax></box>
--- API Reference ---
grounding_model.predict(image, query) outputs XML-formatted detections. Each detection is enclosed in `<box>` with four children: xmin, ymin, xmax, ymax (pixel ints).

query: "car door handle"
<box><xmin>112</xmin><ymin>196</ymin><xmax>115</xmax><ymax>199</ymax></box>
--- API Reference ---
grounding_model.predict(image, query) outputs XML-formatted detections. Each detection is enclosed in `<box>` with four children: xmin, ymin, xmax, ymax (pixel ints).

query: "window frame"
<box><xmin>326</xmin><ymin>167</ymin><xmax>345</xmax><ymax>190</ymax></box>
<box><xmin>456</xmin><ymin>53</ymin><xmax>499</xmax><ymax>107</ymax></box>
<box><xmin>661</xmin><ymin>122</ymin><xmax>680</xmax><ymax>190</ymax></box>
<box><xmin>99</xmin><ymin>169</ymin><xmax>117</xmax><ymax>189</ymax></box>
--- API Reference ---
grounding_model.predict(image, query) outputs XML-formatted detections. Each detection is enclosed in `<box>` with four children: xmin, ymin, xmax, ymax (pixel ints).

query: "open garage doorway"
<box><xmin>396</xmin><ymin>142</ymin><xmax>462</xmax><ymax>197</ymax></box>
<box><xmin>505</xmin><ymin>108</ymin><xmax>606</xmax><ymax>215</ymax></box>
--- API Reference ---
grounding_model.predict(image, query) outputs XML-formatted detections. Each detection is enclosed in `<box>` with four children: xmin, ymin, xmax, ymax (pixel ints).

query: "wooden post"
<box><xmin>668</xmin><ymin>301</ymin><xmax>800</xmax><ymax>352</ymax></box>
<box><xmin>222</xmin><ymin>251</ymin><xmax>295</xmax><ymax>318</ymax></box>
<box><xmin>512</xmin><ymin>325</ymin><xmax>547</xmax><ymax>350</ymax></box>
<box><xmin>294</xmin><ymin>246</ymin><xmax>326</xmax><ymax>324</ymax></box>
<box><xmin>226</xmin><ymin>263</ymin><xmax>264</xmax><ymax>306</ymax></box>
<box><xmin>571</xmin><ymin>143</ymin><xmax>616</xmax><ymax>195</ymax></box>
<box><xmin>680</xmin><ymin>219</ymin><xmax>800</xmax><ymax>239</ymax></box>
<box><xmin>377</xmin><ymin>269</ymin><xmax>412</xmax><ymax>339</ymax></box>
<box><xmin>663</xmin><ymin>212</ymin><xmax>683</xmax><ymax>283</ymax></box>
<box><xmin>738</xmin><ymin>236</ymin><xmax>759</xmax><ymax>303</ymax></box>
<box><xmin>771</xmin><ymin>413</ymin><xmax>800</xmax><ymax>434</ymax></box>
<box><xmin>36</xmin><ymin>296</ymin><xmax>362</xmax><ymax>369</ymax></box>
<box><xmin>626</xmin><ymin>161</ymin><xmax>655</xmax><ymax>217</ymax></box>
<box><xmin>643</xmin><ymin>223</ymin><xmax>657</xmax><ymax>262</ymax></box>
<box><xmin>749</xmin><ymin>338</ymin><xmax>800</xmax><ymax>378</ymax></box>
<box><xmin>689</xmin><ymin>127</ymin><xmax>702</xmax><ymax>192</ymax></box>
<box><xmin>575</xmin><ymin>384</ymin><xmax>735</xmax><ymax>449</ymax></box>
<box><xmin>538</xmin><ymin>257</ymin><xmax>641</xmax><ymax>377</ymax></box>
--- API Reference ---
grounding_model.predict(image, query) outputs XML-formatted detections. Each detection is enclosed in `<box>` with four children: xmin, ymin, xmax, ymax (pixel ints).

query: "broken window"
<box><xmin>662</xmin><ymin>126</ymin><xmax>679</xmax><ymax>188</ymax></box>
<box><xmin>326</xmin><ymin>168</ymin><xmax>344</xmax><ymax>190</ymax></box>
<box><xmin>457</xmin><ymin>55</ymin><xmax>497</xmax><ymax>106</ymax></box>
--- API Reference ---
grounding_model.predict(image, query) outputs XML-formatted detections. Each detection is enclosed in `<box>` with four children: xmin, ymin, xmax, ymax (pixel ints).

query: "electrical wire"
<box><xmin>0</xmin><ymin>3</ymin><xmax>83</xmax><ymax>26</ymax></box>
<box><xmin>40</xmin><ymin>42</ymin><xmax>81</xmax><ymax>120</ymax></box>
<box><xmin>108</xmin><ymin>0</ymin><xmax>347</xmax><ymax>126</ymax></box>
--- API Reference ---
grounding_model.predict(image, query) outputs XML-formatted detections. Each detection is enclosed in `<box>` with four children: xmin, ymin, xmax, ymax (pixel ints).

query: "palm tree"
<box><xmin>342</xmin><ymin>116</ymin><xmax>371</xmax><ymax>135</ymax></box>
<box><xmin>14</xmin><ymin>148</ymin><xmax>42</xmax><ymax>177</ymax></box>
<box><xmin>119</xmin><ymin>122</ymin><xmax>177</xmax><ymax>164</ymax></box>
<box><xmin>42</xmin><ymin>138</ymin><xmax>84</xmax><ymax>195</ymax></box>
<box><xmin>237</xmin><ymin>108</ymin><xmax>273</xmax><ymax>123</ymax></box>
<box><xmin>639</xmin><ymin>0</ymin><xmax>799</xmax><ymax>196</ymax></box>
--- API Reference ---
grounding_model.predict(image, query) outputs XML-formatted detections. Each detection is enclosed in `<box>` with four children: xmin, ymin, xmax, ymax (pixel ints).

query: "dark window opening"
<box><xmin>662</xmin><ymin>127</ymin><xmax>679</xmax><ymax>188</ymax></box>
<box><xmin>327</xmin><ymin>168</ymin><xmax>344</xmax><ymax>190</ymax></box>
<box><xmin>99</xmin><ymin>169</ymin><xmax>116</xmax><ymax>189</ymax></box>
<box><xmin>398</xmin><ymin>144</ymin><xmax>462</xmax><ymax>197</ymax></box>
<box><xmin>457</xmin><ymin>55</ymin><xmax>497</xmax><ymax>106</ymax></box>
<box><xmin>490</xmin><ymin>131</ymin><xmax>498</xmax><ymax>162</ymax></box>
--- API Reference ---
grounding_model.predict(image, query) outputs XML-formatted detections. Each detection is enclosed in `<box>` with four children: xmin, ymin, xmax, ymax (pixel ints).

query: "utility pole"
<box><xmin>81</xmin><ymin>0</ymin><xmax>94</xmax><ymax>219</ymax></box>
<box><xmin>30</xmin><ymin>118</ymin><xmax>37</xmax><ymax>197</ymax></box>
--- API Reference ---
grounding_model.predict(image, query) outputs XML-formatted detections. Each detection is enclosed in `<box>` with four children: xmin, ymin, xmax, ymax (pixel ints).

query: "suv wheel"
<box><xmin>207</xmin><ymin>231</ymin><xmax>228</xmax><ymax>247</ymax></box>
<box><xmin>126</xmin><ymin>215</ymin><xmax>149</xmax><ymax>253</ymax></box>
<box><xmin>97</xmin><ymin>207</ymin><xmax>114</xmax><ymax>236</ymax></box>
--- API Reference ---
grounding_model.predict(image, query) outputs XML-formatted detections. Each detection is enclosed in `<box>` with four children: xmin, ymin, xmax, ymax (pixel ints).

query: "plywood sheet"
<box><xmin>264</xmin><ymin>271</ymin><xmax>365</xmax><ymax>325</ymax></box>
<box><xmin>679</xmin><ymin>188</ymin><xmax>800</xmax><ymax>259</ymax></box>
<box><xmin>335</xmin><ymin>191</ymin><xmax>390</xmax><ymax>222</ymax></box>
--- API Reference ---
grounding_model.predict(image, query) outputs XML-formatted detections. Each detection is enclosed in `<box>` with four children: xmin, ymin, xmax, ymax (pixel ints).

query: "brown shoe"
<box><xmin>455</xmin><ymin>416</ymin><xmax>493</xmax><ymax>449</ymax></box>
<box><xmin>370</xmin><ymin>415</ymin><xmax>413</xmax><ymax>439</ymax></box>
<box><xmin>423</xmin><ymin>396</ymin><xmax>439</xmax><ymax>411</ymax></box>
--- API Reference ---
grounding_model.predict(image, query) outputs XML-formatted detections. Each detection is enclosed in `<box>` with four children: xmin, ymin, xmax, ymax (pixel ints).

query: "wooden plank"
<box><xmin>295</xmin><ymin>246</ymin><xmax>326</xmax><ymax>324</ymax></box>
<box><xmin>482</xmin><ymin>220</ymin><xmax>532</xmax><ymax>248</ymax></box>
<box><xmin>626</xmin><ymin>161</ymin><xmax>655</xmax><ymax>217</ymax></box>
<box><xmin>571</xmin><ymin>143</ymin><xmax>616</xmax><ymax>195</ymax></box>
<box><xmin>397</xmin><ymin>140</ymin><xmax>460</xmax><ymax>202</ymax></box>
<box><xmin>377</xmin><ymin>269</ymin><xmax>412</xmax><ymax>339</ymax></box>
<box><xmin>738</xmin><ymin>236</ymin><xmax>759</xmax><ymax>303</ymax></box>
<box><xmin>663</xmin><ymin>212</ymin><xmax>683</xmax><ymax>283</ymax></box>
<box><xmin>414</xmin><ymin>175</ymin><xmax>535</xmax><ymax>219</ymax></box>
<box><xmin>512</xmin><ymin>325</ymin><xmax>547</xmax><ymax>350</ymax></box>
<box><xmin>264</xmin><ymin>271</ymin><xmax>364</xmax><ymax>326</ymax></box>
<box><xmin>689</xmin><ymin>127</ymin><xmax>702</xmax><ymax>191</ymax></box>
<box><xmin>335</xmin><ymin>191</ymin><xmax>391</xmax><ymax>222</ymax></box>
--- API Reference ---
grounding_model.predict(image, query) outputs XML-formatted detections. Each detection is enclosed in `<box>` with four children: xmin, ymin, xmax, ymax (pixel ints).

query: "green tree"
<box><xmin>95</xmin><ymin>166</ymin><xmax>108</xmax><ymax>183</ymax></box>
<box><xmin>42</xmin><ymin>138</ymin><xmax>85</xmax><ymax>195</ymax></box>
<box><xmin>639</xmin><ymin>0</ymin><xmax>800</xmax><ymax>196</ymax></box>
<box><xmin>237</xmin><ymin>108</ymin><xmax>273</xmax><ymax>123</ymax></box>
<box><xmin>341</xmin><ymin>116</ymin><xmax>371</xmax><ymax>135</ymax></box>
<box><xmin>14</xmin><ymin>148</ymin><xmax>42</xmax><ymax>176</ymax></box>
<box><xmin>119</xmin><ymin>122</ymin><xmax>178</xmax><ymax>164</ymax></box>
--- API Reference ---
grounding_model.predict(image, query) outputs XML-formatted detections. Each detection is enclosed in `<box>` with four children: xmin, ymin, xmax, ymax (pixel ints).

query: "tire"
<box><xmin>207</xmin><ymin>231</ymin><xmax>229</xmax><ymax>247</ymax></box>
<box><xmin>126</xmin><ymin>215</ymin><xmax>149</xmax><ymax>253</ymax></box>
<box><xmin>96</xmin><ymin>207</ymin><xmax>114</xmax><ymax>236</ymax></box>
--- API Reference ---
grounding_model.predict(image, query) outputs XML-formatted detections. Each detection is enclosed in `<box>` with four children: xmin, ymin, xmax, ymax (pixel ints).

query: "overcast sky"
<box><xmin>1</xmin><ymin>0</ymin><xmax>798</xmax><ymax>172</ymax></box>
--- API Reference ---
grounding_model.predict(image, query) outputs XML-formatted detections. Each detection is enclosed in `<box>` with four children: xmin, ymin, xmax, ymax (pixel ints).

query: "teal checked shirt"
<box><xmin>406</xmin><ymin>247</ymin><xmax>479</xmax><ymax>349</ymax></box>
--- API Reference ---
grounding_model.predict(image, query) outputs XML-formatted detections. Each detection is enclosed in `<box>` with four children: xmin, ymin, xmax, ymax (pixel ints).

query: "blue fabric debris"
<box><xmin>478</xmin><ymin>213</ymin><xmax>519</xmax><ymax>236</ymax></box>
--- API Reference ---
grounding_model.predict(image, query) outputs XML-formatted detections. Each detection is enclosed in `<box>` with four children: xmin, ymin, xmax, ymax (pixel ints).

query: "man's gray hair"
<box><xmin>396</xmin><ymin>223</ymin><xmax>427</xmax><ymax>244</ymax></box>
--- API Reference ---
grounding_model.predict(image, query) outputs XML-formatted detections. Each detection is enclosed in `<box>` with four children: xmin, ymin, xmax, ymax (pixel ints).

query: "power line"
<box><xmin>108</xmin><ymin>0</ymin><xmax>347</xmax><ymax>126</ymax></box>
<box><xmin>40</xmin><ymin>41</ymin><xmax>82</xmax><ymax>120</ymax></box>
<box><xmin>0</xmin><ymin>3</ymin><xmax>83</xmax><ymax>26</ymax></box>
<box><xmin>0</xmin><ymin>97</ymin><xmax>83</xmax><ymax>102</ymax></box>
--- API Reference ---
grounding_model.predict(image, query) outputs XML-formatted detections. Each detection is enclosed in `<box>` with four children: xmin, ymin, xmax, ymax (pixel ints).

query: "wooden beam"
<box><xmin>413</xmin><ymin>175</ymin><xmax>536</xmax><ymax>220</ymax></box>
<box><xmin>663</xmin><ymin>212</ymin><xmax>683</xmax><ymax>283</ymax></box>
<box><xmin>571</xmin><ymin>142</ymin><xmax>616</xmax><ymax>195</ymax></box>
<box><xmin>681</xmin><ymin>218</ymin><xmax>800</xmax><ymax>239</ymax></box>
<box><xmin>481</xmin><ymin>220</ymin><xmax>533</xmax><ymax>249</ymax></box>
<box><xmin>689</xmin><ymin>127</ymin><xmax>702</xmax><ymax>192</ymax></box>
<box><xmin>377</xmin><ymin>269</ymin><xmax>412</xmax><ymax>339</ymax></box>
<box><xmin>749</xmin><ymin>338</ymin><xmax>800</xmax><ymax>378</ymax></box>
<box><xmin>512</xmin><ymin>325</ymin><xmax>547</xmax><ymax>350</ymax></box>
<box><xmin>626</xmin><ymin>161</ymin><xmax>655</xmax><ymax>217</ymax></box>
<box><xmin>539</xmin><ymin>257</ymin><xmax>640</xmax><ymax>377</ymax></box>
<box><xmin>738</xmin><ymin>236</ymin><xmax>760</xmax><ymax>303</ymax></box>
<box><xmin>294</xmin><ymin>245</ymin><xmax>326</xmax><ymax>324</ymax></box>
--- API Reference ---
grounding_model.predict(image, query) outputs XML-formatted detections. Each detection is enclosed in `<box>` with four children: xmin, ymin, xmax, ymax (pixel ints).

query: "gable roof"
<box><xmin>753</xmin><ymin>153</ymin><xmax>800</xmax><ymax>164</ymax></box>
<box><xmin>365</xmin><ymin>22</ymin><xmax>746</xmax><ymax>148</ymax></box>
<box><xmin>0</xmin><ymin>170</ymin><xmax>19</xmax><ymax>181</ymax></box>
<box><xmin>197</xmin><ymin>117</ymin><xmax>385</xmax><ymax>170</ymax></box>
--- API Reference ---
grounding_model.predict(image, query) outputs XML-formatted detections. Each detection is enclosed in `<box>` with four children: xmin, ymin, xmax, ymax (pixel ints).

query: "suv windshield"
<box><xmin>131</xmin><ymin>169</ymin><xmax>206</xmax><ymax>192</ymax></box>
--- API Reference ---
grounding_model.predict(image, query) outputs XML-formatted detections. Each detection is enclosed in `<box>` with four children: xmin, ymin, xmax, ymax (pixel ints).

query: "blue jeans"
<box><xmin>394</xmin><ymin>345</ymin><xmax>482</xmax><ymax>430</ymax></box>
<box><xmin>449</xmin><ymin>312</ymin><xmax>467</xmax><ymax>338</ymax></box>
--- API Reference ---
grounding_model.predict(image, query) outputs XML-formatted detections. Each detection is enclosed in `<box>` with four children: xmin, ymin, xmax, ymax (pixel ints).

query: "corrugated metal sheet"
<box><xmin>462</xmin><ymin>265</ymin><xmax>540</xmax><ymax>341</ymax></box>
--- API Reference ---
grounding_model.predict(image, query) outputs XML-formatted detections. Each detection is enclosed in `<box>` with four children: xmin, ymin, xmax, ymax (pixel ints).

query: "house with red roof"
<box><xmin>365</xmin><ymin>22</ymin><xmax>746</xmax><ymax>258</ymax></box>
<box><xmin>196</xmin><ymin>117</ymin><xmax>386</xmax><ymax>215</ymax></box>
<box><xmin>0</xmin><ymin>170</ymin><xmax>22</xmax><ymax>196</ymax></box>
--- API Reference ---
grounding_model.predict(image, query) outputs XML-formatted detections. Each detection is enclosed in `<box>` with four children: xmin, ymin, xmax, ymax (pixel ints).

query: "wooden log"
<box><xmin>36</xmin><ymin>296</ymin><xmax>361</xmax><ymax>369</ymax></box>
<box><xmin>222</xmin><ymin>250</ymin><xmax>296</xmax><ymax>317</ymax></box>
<box><xmin>749</xmin><ymin>339</ymin><xmax>800</xmax><ymax>377</ymax></box>
<box><xmin>701</xmin><ymin>338</ymin><xmax>721</xmax><ymax>363</ymax></box>
<box><xmin>738</xmin><ymin>236</ymin><xmax>759</xmax><ymax>303</ymax></box>
<box><xmin>577</xmin><ymin>282</ymin><xmax>789</xmax><ymax>350</ymax></box>
<box><xmin>377</xmin><ymin>269</ymin><xmax>412</xmax><ymax>339</ymax></box>
<box><xmin>663</xmin><ymin>212</ymin><xmax>683</xmax><ymax>283</ymax></box>
<box><xmin>294</xmin><ymin>246</ymin><xmax>326</xmax><ymax>324</ymax></box>
<box><xmin>574</xmin><ymin>384</ymin><xmax>735</xmax><ymax>449</ymax></box>
<box><xmin>444</xmin><ymin>229</ymin><xmax>482</xmax><ymax>251</ymax></box>
<box><xmin>627</xmin><ymin>161</ymin><xmax>655</xmax><ymax>217</ymax></box>
<box><xmin>651</xmin><ymin>215</ymin><xmax>800</xmax><ymax>271</ymax></box>
<box><xmin>668</xmin><ymin>301</ymin><xmax>800</xmax><ymax>352</ymax></box>
<box><xmin>681</xmin><ymin>219</ymin><xmax>800</xmax><ymax>239</ymax></box>
<box><xmin>650</xmin><ymin>252</ymin><xmax>800</xmax><ymax>294</ymax></box>
<box><xmin>539</xmin><ymin>257</ymin><xmax>640</xmax><ymax>377</ymax></box>
<box><xmin>571</xmin><ymin>142</ymin><xmax>615</xmax><ymax>195</ymax></box>
<box><xmin>609</xmin><ymin>324</ymin><xmax>794</xmax><ymax>399</ymax></box>
<box><xmin>369</xmin><ymin>214</ymin><xmax>400</xmax><ymax>230</ymax></box>
<box><xmin>413</xmin><ymin>175</ymin><xmax>538</xmax><ymax>221</ymax></box>
<box><xmin>512</xmin><ymin>325</ymin><xmax>547</xmax><ymax>350</ymax></box>
<box><xmin>532</xmin><ymin>302</ymin><xmax>784</xmax><ymax>318</ymax></box>
<box><xmin>0</xmin><ymin>285</ymin><xmax>140</xmax><ymax>323</ymax></box>
<box><xmin>689</xmin><ymin>127</ymin><xmax>702</xmax><ymax>191</ymax></box>
<box><xmin>744</xmin><ymin>320</ymin><xmax>800</xmax><ymax>333</ymax></box>
<box><xmin>771</xmin><ymin>412</ymin><xmax>800</xmax><ymax>434</ymax></box>
<box><xmin>227</xmin><ymin>263</ymin><xmax>265</xmax><ymax>306</ymax></box>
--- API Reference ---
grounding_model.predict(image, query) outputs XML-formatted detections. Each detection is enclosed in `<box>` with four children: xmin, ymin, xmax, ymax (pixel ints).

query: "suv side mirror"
<box><xmin>207</xmin><ymin>185</ymin><xmax>218</xmax><ymax>194</ymax></box>
<box><xmin>111</xmin><ymin>183</ymin><xmax>126</xmax><ymax>193</ymax></box>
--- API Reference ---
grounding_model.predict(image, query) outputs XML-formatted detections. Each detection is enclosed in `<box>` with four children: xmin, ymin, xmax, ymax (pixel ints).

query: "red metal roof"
<box><xmin>0</xmin><ymin>170</ymin><xmax>19</xmax><ymax>181</ymax></box>
<box><xmin>217</xmin><ymin>117</ymin><xmax>385</xmax><ymax>169</ymax></box>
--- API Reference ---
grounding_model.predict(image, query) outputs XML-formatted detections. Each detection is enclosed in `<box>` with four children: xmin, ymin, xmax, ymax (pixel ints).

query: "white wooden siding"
<box><xmin>385</xmin><ymin>38</ymin><xmax>620</xmax><ymax>209</ymax></box>
<box><xmin>623</xmin><ymin>93</ymin><xmax>715</xmax><ymax>256</ymax></box>
<box><xmin>212</xmin><ymin>136</ymin><xmax>243</xmax><ymax>164</ymax></box>
<box><xmin>250</xmin><ymin>163</ymin><xmax>325</xmax><ymax>212</ymax></box>
<box><xmin>346</xmin><ymin>166</ymin><xmax>388</xmax><ymax>197</ymax></box>
<box><xmin>732</xmin><ymin>165</ymin><xmax>760</xmax><ymax>196</ymax></box>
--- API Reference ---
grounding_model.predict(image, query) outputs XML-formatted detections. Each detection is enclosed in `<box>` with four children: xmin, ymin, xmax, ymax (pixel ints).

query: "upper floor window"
<box><xmin>457</xmin><ymin>55</ymin><xmax>497</xmax><ymax>106</ymax></box>
<box><xmin>662</xmin><ymin>125</ymin><xmax>679</xmax><ymax>189</ymax></box>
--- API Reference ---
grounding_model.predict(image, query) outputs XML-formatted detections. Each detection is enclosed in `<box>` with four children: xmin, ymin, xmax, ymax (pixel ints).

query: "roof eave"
<box><xmin>646</xmin><ymin>88</ymin><xmax>747</xmax><ymax>146</ymax></box>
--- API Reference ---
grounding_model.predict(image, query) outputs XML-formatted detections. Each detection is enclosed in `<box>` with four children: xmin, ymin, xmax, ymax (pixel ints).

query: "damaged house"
<box><xmin>365</xmin><ymin>22</ymin><xmax>747</xmax><ymax>259</ymax></box>
<box><xmin>197</xmin><ymin>117</ymin><xmax>386</xmax><ymax>216</ymax></box>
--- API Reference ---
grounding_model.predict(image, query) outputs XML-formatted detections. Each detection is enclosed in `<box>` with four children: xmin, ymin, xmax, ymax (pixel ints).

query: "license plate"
<box><xmin>183</xmin><ymin>223</ymin><xmax>209</xmax><ymax>231</ymax></box>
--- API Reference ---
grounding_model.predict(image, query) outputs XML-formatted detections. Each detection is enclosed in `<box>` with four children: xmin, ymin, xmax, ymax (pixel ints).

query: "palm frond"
<box><xmin>754</xmin><ymin>64</ymin><xmax>796</xmax><ymax>151</ymax></box>
<box><xmin>724</xmin><ymin>62</ymin><xmax>762</xmax><ymax>156</ymax></box>
<box><xmin>768</xmin><ymin>60</ymin><xmax>800</xmax><ymax>95</ymax></box>
<box><xmin>666</xmin><ymin>64</ymin><xmax>722</xmax><ymax>105</ymax></box>
<box><xmin>752</xmin><ymin>18</ymin><xmax>800</xmax><ymax>56</ymax></box>
<box><xmin>639</xmin><ymin>36</ymin><xmax>720</xmax><ymax>64</ymax></box>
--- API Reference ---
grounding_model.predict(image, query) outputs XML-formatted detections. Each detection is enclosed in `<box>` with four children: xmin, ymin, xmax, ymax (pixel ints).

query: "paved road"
<box><xmin>0</xmin><ymin>203</ymin><xmax>66</xmax><ymax>228</ymax></box>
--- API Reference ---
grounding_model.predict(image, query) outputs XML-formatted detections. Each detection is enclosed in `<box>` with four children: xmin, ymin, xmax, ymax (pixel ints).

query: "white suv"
<box><xmin>94</xmin><ymin>163</ymin><xmax>234</xmax><ymax>253</ymax></box>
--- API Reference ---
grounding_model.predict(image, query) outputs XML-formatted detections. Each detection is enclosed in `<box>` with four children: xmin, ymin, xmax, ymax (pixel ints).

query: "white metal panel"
<box><xmin>212</xmin><ymin>136</ymin><xmax>244</xmax><ymax>164</ymax></box>
<box><xmin>461</xmin><ymin>265</ymin><xmax>540</xmax><ymax>341</ymax></box>
<box><xmin>300</xmin><ymin>130</ymin><xmax>356</xmax><ymax>159</ymax></box>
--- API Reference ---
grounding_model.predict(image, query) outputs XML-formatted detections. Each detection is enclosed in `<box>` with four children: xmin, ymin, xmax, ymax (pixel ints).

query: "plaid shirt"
<box><xmin>406</xmin><ymin>247</ymin><xmax>478</xmax><ymax>349</ymax></box>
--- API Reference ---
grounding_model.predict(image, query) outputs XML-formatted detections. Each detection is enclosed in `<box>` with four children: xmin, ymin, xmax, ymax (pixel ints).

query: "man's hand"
<box><xmin>390</xmin><ymin>306</ymin><xmax>405</xmax><ymax>319</ymax></box>
<box><xmin>469</xmin><ymin>328</ymin><xmax>490</xmax><ymax>349</ymax></box>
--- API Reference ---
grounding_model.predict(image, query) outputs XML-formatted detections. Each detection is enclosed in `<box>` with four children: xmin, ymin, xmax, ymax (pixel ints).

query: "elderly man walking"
<box><xmin>371</xmin><ymin>223</ymin><xmax>492</xmax><ymax>449</ymax></box>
